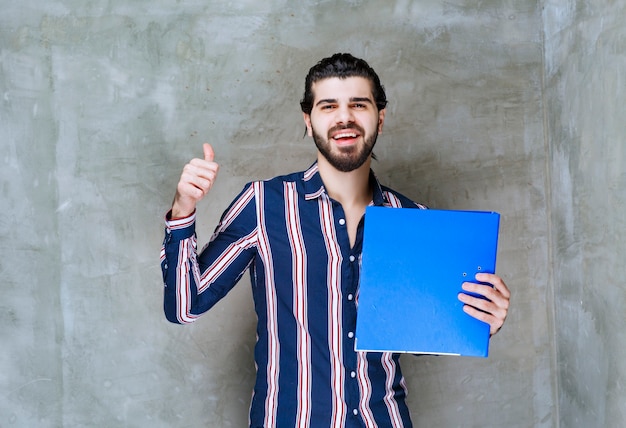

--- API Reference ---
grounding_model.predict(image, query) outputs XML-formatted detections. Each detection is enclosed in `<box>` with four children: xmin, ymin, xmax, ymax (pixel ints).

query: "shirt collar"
<box><xmin>302</xmin><ymin>162</ymin><xmax>388</xmax><ymax>206</ymax></box>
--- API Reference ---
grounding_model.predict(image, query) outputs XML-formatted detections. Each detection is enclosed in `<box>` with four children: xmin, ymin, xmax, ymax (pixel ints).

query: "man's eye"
<box><xmin>321</xmin><ymin>105</ymin><xmax>335</xmax><ymax>110</ymax></box>
<box><xmin>352</xmin><ymin>103</ymin><xmax>366</xmax><ymax>109</ymax></box>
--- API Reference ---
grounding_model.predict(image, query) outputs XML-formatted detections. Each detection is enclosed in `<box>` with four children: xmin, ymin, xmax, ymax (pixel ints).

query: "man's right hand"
<box><xmin>171</xmin><ymin>143</ymin><xmax>219</xmax><ymax>218</ymax></box>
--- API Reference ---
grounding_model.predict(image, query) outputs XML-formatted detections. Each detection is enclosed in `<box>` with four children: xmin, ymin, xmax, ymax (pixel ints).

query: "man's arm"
<box><xmin>160</xmin><ymin>144</ymin><xmax>256</xmax><ymax>324</ymax></box>
<box><xmin>457</xmin><ymin>273</ymin><xmax>511</xmax><ymax>336</ymax></box>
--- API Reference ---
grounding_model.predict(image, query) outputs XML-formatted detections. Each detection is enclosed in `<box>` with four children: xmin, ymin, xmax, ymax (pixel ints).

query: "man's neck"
<box><xmin>317</xmin><ymin>155</ymin><xmax>373</xmax><ymax>207</ymax></box>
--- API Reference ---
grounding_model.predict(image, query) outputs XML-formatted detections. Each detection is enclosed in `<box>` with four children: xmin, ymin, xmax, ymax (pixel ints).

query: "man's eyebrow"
<box><xmin>314</xmin><ymin>97</ymin><xmax>374</xmax><ymax>106</ymax></box>
<box><xmin>350</xmin><ymin>97</ymin><xmax>374</xmax><ymax>104</ymax></box>
<box><xmin>315</xmin><ymin>98</ymin><xmax>337</xmax><ymax>106</ymax></box>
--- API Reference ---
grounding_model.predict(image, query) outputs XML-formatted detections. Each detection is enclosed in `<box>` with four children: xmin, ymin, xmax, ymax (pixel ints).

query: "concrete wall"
<box><xmin>543</xmin><ymin>0</ymin><xmax>626</xmax><ymax>427</ymax></box>
<box><xmin>1</xmin><ymin>0</ymin><xmax>618</xmax><ymax>426</ymax></box>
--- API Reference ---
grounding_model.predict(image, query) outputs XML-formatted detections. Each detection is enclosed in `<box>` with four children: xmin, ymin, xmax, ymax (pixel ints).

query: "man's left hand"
<box><xmin>458</xmin><ymin>273</ymin><xmax>510</xmax><ymax>336</ymax></box>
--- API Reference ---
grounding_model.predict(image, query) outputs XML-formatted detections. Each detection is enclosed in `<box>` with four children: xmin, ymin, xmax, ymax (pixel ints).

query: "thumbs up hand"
<box><xmin>202</xmin><ymin>142</ymin><xmax>215</xmax><ymax>163</ymax></box>
<box><xmin>171</xmin><ymin>143</ymin><xmax>220</xmax><ymax>218</ymax></box>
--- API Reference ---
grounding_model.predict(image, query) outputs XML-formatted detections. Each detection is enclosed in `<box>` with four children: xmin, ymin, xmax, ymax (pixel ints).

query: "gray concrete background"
<box><xmin>0</xmin><ymin>0</ymin><xmax>623</xmax><ymax>426</ymax></box>
<box><xmin>543</xmin><ymin>1</ymin><xmax>626</xmax><ymax>427</ymax></box>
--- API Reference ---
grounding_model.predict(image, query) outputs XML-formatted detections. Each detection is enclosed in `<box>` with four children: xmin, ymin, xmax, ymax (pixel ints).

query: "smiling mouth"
<box><xmin>332</xmin><ymin>131</ymin><xmax>359</xmax><ymax>140</ymax></box>
<box><xmin>330</xmin><ymin>125</ymin><xmax>363</xmax><ymax>143</ymax></box>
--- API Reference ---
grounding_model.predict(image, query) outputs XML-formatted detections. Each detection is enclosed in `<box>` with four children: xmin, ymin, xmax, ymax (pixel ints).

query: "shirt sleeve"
<box><xmin>160</xmin><ymin>183</ymin><xmax>258</xmax><ymax>324</ymax></box>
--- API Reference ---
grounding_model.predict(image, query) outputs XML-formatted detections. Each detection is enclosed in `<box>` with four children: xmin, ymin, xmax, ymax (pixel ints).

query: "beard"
<box><xmin>312</xmin><ymin>124</ymin><xmax>378</xmax><ymax>172</ymax></box>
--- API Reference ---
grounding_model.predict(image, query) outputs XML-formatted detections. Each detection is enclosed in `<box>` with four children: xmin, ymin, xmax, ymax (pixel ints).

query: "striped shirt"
<box><xmin>160</xmin><ymin>162</ymin><xmax>426</xmax><ymax>427</ymax></box>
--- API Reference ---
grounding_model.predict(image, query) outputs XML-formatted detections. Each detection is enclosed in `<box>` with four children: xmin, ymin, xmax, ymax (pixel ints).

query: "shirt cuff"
<box><xmin>164</xmin><ymin>210</ymin><xmax>196</xmax><ymax>240</ymax></box>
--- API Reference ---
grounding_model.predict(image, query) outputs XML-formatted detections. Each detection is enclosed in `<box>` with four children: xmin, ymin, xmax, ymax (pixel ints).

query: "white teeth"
<box><xmin>334</xmin><ymin>132</ymin><xmax>357</xmax><ymax>139</ymax></box>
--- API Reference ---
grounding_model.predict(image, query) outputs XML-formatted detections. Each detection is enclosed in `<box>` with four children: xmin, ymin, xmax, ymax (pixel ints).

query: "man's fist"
<box><xmin>171</xmin><ymin>143</ymin><xmax>219</xmax><ymax>218</ymax></box>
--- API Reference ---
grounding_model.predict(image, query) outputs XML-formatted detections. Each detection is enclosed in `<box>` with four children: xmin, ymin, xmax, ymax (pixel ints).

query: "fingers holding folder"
<box><xmin>458</xmin><ymin>273</ymin><xmax>511</xmax><ymax>336</ymax></box>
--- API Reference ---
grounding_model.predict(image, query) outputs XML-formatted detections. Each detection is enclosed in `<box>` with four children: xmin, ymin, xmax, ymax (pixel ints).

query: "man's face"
<box><xmin>303</xmin><ymin>77</ymin><xmax>385</xmax><ymax>172</ymax></box>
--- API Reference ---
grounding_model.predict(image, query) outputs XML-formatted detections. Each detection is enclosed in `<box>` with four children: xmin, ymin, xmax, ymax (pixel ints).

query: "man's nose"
<box><xmin>335</xmin><ymin>104</ymin><xmax>355</xmax><ymax>125</ymax></box>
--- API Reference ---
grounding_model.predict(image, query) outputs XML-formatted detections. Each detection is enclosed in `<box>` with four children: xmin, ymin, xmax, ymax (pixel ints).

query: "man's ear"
<box><xmin>378</xmin><ymin>108</ymin><xmax>386</xmax><ymax>134</ymax></box>
<box><xmin>303</xmin><ymin>112</ymin><xmax>313</xmax><ymax>137</ymax></box>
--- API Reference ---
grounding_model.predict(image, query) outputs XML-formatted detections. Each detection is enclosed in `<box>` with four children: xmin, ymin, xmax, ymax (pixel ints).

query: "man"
<box><xmin>161</xmin><ymin>53</ymin><xmax>510</xmax><ymax>427</ymax></box>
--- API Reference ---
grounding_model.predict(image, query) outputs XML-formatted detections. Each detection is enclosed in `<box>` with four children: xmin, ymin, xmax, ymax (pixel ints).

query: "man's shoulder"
<box><xmin>265</xmin><ymin>169</ymin><xmax>306</xmax><ymax>183</ymax></box>
<box><xmin>251</xmin><ymin>169</ymin><xmax>305</xmax><ymax>188</ymax></box>
<box><xmin>379</xmin><ymin>183</ymin><xmax>427</xmax><ymax>209</ymax></box>
<box><xmin>243</xmin><ymin>169</ymin><xmax>310</xmax><ymax>194</ymax></box>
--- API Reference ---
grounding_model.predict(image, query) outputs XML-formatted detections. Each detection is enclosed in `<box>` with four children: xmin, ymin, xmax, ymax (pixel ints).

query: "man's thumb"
<box><xmin>203</xmin><ymin>143</ymin><xmax>214</xmax><ymax>162</ymax></box>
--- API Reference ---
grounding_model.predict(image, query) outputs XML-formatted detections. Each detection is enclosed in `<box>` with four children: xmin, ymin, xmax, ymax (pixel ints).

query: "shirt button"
<box><xmin>348</xmin><ymin>332</ymin><xmax>354</xmax><ymax>339</ymax></box>
<box><xmin>347</xmin><ymin>294</ymin><xmax>353</xmax><ymax>301</ymax></box>
<box><xmin>338</xmin><ymin>218</ymin><xmax>346</xmax><ymax>226</ymax></box>
<box><xmin>351</xmin><ymin>371</ymin><xmax>356</xmax><ymax>378</ymax></box>
<box><xmin>353</xmin><ymin>409</ymin><xmax>359</xmax><ymax>416</ymax></box>
<box><xmin>349</xmin><ymin>255</ymin><xmax>355</xmax><ymax>262</ymax></box>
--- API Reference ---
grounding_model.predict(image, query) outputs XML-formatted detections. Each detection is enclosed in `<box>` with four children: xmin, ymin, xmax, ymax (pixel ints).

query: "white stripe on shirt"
<box><xmin>255</xmin><ymin>181</ymin><xmax>280</xmax><ymax>427</ymax></box>
<box><xmin>285</xmin><ymin>181</ymin><xmax>313</xmax><ymax>428</ymax></box>
<box><xmin>319</xmin><ymin>195</ymin><xmax>347</xmax><ymax>427</ymax></box>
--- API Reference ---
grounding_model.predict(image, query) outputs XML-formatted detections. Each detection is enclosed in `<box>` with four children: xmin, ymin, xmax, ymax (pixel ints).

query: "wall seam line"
<box><xmin>539</xmin><ymin>2</ymin><xmax>561</xmax><ymax>427</ymax></box>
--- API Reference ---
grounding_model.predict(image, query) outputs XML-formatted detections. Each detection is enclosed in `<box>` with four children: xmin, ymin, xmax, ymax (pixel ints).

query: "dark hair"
<box><xmin>300</xmin><ymin>53</ymin><xmax>388</xmax><ymax>114</ymax></box>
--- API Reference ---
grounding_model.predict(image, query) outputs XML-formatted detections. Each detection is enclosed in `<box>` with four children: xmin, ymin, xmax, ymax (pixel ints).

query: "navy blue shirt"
<box><xmin>161</xmin><ymin>162</ymin><xmax>425</xmax><ymax>427</ymax></box>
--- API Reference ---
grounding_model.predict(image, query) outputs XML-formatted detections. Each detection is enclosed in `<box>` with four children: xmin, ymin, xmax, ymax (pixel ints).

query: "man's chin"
<box><xmin>314</xmin><ymin>134</ymin><xmax>375</xmax><ymax>172</ymax></box>
<box><xmin>326</xmin><ymin>154</ymin><xmax>369</xmax><ymax>172</ymax></box>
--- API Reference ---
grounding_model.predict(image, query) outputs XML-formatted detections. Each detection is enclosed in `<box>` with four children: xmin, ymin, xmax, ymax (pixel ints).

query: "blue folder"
<box><xmin>355</xmin><ymin>207</ymin><xmax>500</xmax><ymax>357</ymax></box>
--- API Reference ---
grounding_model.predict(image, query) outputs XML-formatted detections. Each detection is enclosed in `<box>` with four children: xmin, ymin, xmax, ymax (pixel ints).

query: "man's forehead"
<box><xmin>311</xmin><ymin>76</ymin><xmax>375</xmax><ymax>101</ymax></box>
